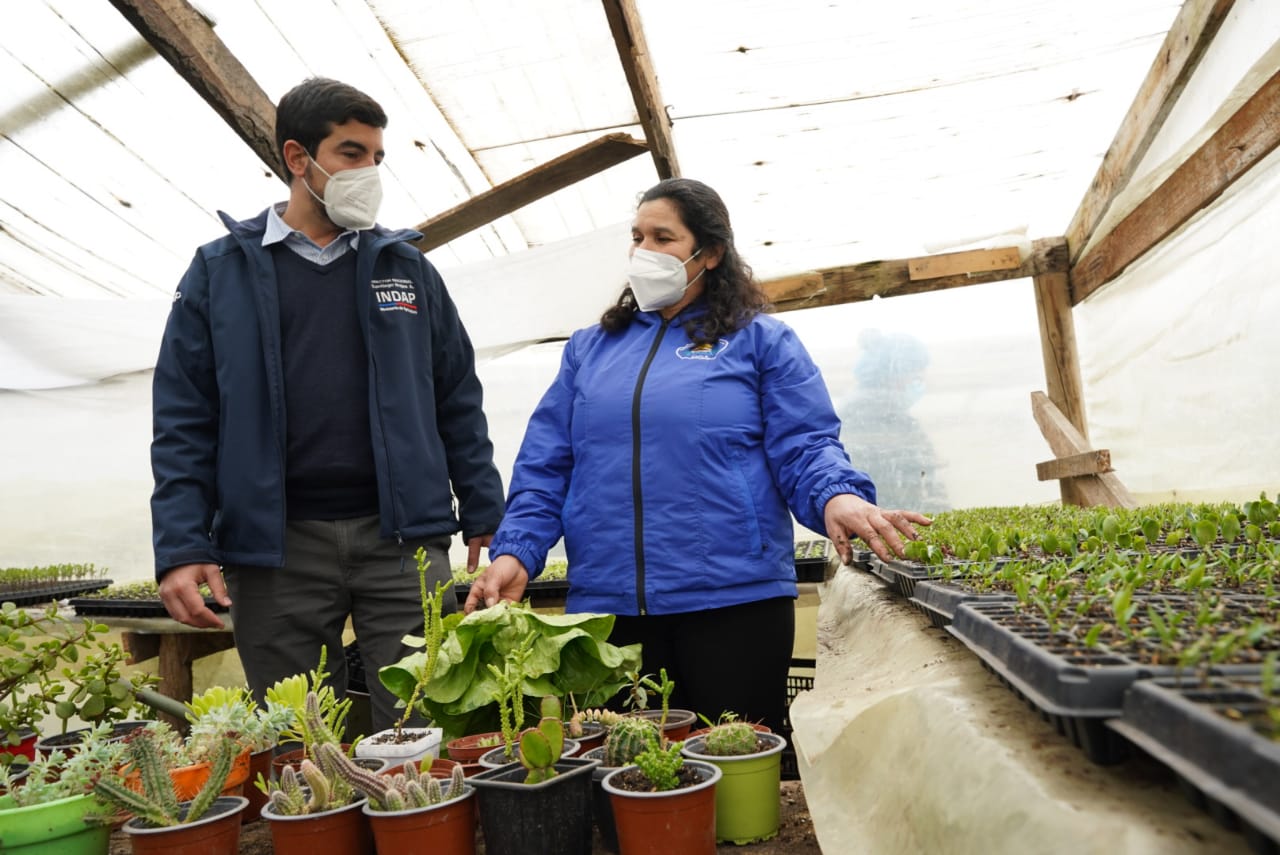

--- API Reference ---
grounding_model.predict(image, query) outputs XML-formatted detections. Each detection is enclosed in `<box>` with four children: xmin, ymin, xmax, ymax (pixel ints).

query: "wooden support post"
<box><xmin>122</xmin><ymin>630</ymin><xmax>236</xmax><ymax>733</ymax></box>
<box><xmin>1031</xmin><ymin>392</ymin><xmax>1136</xmax><ymax>509</ymax></box>
<box><xmin>1032</xmin><ymin>267</ymin><xmax>1090</xmax><ymax>505</ymax></box>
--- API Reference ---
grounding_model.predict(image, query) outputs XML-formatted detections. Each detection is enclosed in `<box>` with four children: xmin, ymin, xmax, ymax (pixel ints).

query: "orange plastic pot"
<box><xmin>262</xmin><ymin>796</ymin><xmax>373</xmax><ymax>855</ymax></box>
<box><xmin>124</xmin><ymin>748</ymin><xmax>251</xmax><ymax>802</ymax></box>
<box><xmin>122</xmin><ymin>795</ymin><xmax>246</xmax><ymax>855</ymax></box>
<box><xmin>364</xmin><ymin>785</ymin><xmax>476</xmax><ymax>855</ymax></box>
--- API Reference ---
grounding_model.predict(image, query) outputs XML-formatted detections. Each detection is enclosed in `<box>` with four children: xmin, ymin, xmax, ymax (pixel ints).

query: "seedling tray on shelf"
<box><xmin>948</xmin><ymin>601</ymin><xmax>1180</xmax><ymax>764</ymax></box>
<box><xmin>0</xmin><ymin>579</ymin><xmax>111</xmax><ymax>607</ymax></box>
<box><xmin>869</xmin><ymin>557</ymin><xmax>1006</xmax><ymax>599</ymax></box>
<box><xmin>69</xmin><ymin>596</ymin><xmax>227</xmax><ymax>618</ymax></box>
<box><xmin>1107</xmin><ymin>675</ymin><xmax>1280</xmax><ymax>853</ymax></box>
<box><xmin>794</xmin><ymin>539</ymin><xmax>832</xmax><ymax>582</ymax></box>
<box><xmin>909</xmin><ymin>578</ymin><xmax>1014</xmax><ymax>628</ymax></box>
<box><xmin>453</xmin><ymin>577</ymin><xmax>570</xmax><ymax>607</ymax></box>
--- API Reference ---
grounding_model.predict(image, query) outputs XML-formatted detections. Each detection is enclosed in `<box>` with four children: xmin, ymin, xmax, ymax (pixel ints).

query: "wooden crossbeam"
<box><xmin>1031</xmin><ymin>392</ymin><xmax>1136</xmax><ymax>508</ymax></box>
<box><xmin>601</xmin><ymin>0</ymin><xmax>680</xmax><ymax>179</ymax></box>
<box><xmin>410</xmin><ymin>134</ymin><xmax>649</xmax><ymax>252</ymax></box>
<box><xmin>765</xmin><ymin>237</ymin><xmax>1067</xmax><ymax>313</ymax></box>
<box><xmin>108</xmin><ymin>0</ymin><xmax>283</xmax><ymax>180</ymax></box>
<box><xmin>1072</xmin><ymin>64</ymin><xmax>1280</xmax><ymax>303</ymax></box>
<box><xmin>907</xmin><ymin>246</ymin><xmax>1022</xmax><ymax>281</ymax></box>
<box><xmin>1036</xmin><ymin>450</ymin><xmax>1113</xmax><ymax>482</ymax></box>
<box><xmin>1065</xmin><ymin>0</ymin><xmax>1236</xmax><ymax>263</ymax></box>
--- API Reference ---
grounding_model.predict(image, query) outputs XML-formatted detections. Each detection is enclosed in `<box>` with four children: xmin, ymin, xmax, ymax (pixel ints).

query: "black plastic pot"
<box><xmin>581</xmin><ymin>746</ymin><xmax>620</xmax><ymax>853</ymax></box>
<box><xmin>35</xmin><ymin>720</ymin><xmax>150</xmax><ymax>757</ymax></box>
<box><xmin>470</xmin><ymin>756</ymin><xmax>598</xmax><ymax>855</ymax></box>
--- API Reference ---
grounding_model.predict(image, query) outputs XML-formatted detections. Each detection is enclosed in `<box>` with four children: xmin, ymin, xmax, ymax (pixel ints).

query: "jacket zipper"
<box><xmin>631</xmin><ymin>317</ymin><xmax>670</xmax><ymax>615</ymax></box>
<box><xmin>362</xmin><ymin>243</ymin><xmax>405</xmax><ymax>553</ymax></box>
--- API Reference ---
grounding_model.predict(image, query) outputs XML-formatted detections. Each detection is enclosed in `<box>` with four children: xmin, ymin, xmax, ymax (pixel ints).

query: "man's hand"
<box><xmin>158</xmin><ymin>563</ymin><xmax>230</xmax><ymax>629</ymax></box>
<box><xmin>465</xmin><ymin>533</ymin><xmax>494</xmax><ymax>575</ymax></box>
<box><xmin>823</xmin><ymin>494</ymin><xmax>932</xmax><ymax>563</ymax></box>
<box><xmin>463</xmin><ymin>554</ymin><xmax>530</xmax><ymax>614</ymax></box>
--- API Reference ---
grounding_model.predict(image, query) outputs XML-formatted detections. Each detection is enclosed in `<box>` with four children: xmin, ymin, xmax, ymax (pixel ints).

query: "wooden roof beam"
<box><xmin>600</xmin><ymin>0</ymin><xmax>680</xmax><ymax>179</ymax></box>
<box><xmin>108</xmin><ymin>0</ymin><xmax>282</xmax><ymax>180</ymax></box>
<box><xmin>1071</xmin><ymin>63</ymin><xmax>1280</xmax><ymax>303</ymax></box>
<box><xmin>1065</xmin><ymin>0</ymin><xmax>1235</xmax><ymax>263</ymax></box>
<box><xmin>764</xmin><ymin>238</ymin><xmax>1069</xmax><ymax>313</ymax></box>
<box><xmin>411</xmin><ymin>133</ymin><xmax>649</xmax><ymax>252</ymax></box>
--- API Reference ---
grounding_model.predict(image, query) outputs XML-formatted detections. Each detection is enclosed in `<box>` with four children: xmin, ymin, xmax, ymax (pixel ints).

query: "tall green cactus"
<box><xmin>603</xmin><ymin>715</ymin><xmax>661</xmax><ymax>767</ymax></box>
<box><xmin>93</xmin><ymin>727</ymin><xmax>235</xmax><ymax>827</ymax></box>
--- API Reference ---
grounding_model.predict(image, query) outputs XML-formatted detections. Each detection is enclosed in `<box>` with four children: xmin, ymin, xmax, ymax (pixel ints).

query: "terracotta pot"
<box><xmin>363</xmin><ymin>783</ymin><xmax>476</xmax><ymax>855</ymax></box>
<box><xmin>261</xmin><ymin>796</ymin><xmax>373</xmax><ymax>855</ymax></box>
<box><xmin>637</xmin><ymin>709</ymin><xmax>698</xmax><ymax>741</ymax></box>
<box><xmin>271</xmin><ymin>744</ymin><xmax>382</xmax><ymax>778</ymax></box>
<box><xmin>125</xmin><ymin>748</ymin><xmax>251</xmax><ymax>802</ymax></box>
<box><xmin>241</xmin><ymin>747</ymin><xmax>274</xmax><ymax>823</ymax></box>
<box><xmin>443</xmin><ymin>732</ymin><xmax>503</xmax><ymax>764</ymax></box>
<box><xmin>603</xmin><ymin>760</ymin><xmax>722</xmax><ymax>855</ymax></box>
<box><xmin>572</xmin><ymin>721</ymin><xmax>607</xmax><ymax>752</ymax></box>
<box><xmin>121</xmin><ymin>795</ymin><xmax>247</xmax><ymax>855</ymax></box>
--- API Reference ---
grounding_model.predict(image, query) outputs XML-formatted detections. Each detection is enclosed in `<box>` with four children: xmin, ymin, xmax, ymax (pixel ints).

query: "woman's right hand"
<box><xmin>463</xmin><ymin>555</ymin><xmax>530</xmax><ymax>614</ymax></box>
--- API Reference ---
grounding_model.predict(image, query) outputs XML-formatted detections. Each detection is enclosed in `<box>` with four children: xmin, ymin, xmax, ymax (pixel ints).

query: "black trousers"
<box><xmin>607</xmin><ymin>596</ymin><xmax>796</xmax><ymax>734</ymax></box>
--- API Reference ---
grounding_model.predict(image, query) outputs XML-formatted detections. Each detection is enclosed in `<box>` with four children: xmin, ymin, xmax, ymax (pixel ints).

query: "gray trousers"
<box><xmin>223</xmin><ymin>516</ymin><xmax>455</xmax><ymax>734</ymax></box>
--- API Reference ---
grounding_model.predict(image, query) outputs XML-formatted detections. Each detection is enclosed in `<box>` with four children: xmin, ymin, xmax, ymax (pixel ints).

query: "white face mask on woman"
<box><xmin>304</xmin><ymin>157</ymin><xmax>383</xmax><ymax>230</ymax></box>
<box><xmin>627</xmin><ymin>247</ymin><xmax>703</xmax><ymax>311</ymax></box>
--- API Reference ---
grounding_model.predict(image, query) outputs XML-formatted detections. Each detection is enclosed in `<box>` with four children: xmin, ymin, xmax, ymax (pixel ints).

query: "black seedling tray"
<box><xmin>453</xmin><ymin>577</ymin><xmax>570</xmax><ymax>607</ymax></box>
<box><xmin>948</xmin><ymin>601</ymin><xmax>1168</xmax><ymax>764</ymax></box>
<box><xmin>794</xmin><ymin>539</ymin><xmax>832</xmax><ymax>582</ymax></box>
<box><xmin>0</xmin><ymin>579</ymin><xmax>111</xmax><ymax>607</ymax></box>
<box><xmin>69</xmin><ymin>596</ymin><xmax>227</xmax><ymax>617</ymax></box>
<box><xmin>909</xmin><ymin>579</ymin><xmax>1014</xmax><ymax>628</ymax></box>
<box><xmin>1108</xmin><ymin>676</ymin><xmax>1280</xmax><ymax>854</ymax></box>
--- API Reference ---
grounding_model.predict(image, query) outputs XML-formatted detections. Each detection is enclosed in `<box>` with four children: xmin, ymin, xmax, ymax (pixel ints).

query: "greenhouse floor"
<box><xmin>792</xmin><ymin>568</ymin><xmax>1256</xmax><ymax>855</ymax></box>
<box><xmin>107</xmin><ymin>778</ymin><xmax>822</xmax><ymax>853</ymax></box>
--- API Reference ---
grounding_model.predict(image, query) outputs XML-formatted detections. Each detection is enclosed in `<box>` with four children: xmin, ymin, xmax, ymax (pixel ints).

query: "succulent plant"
<box><xmin>519</xmin><ymin>696</ymin><xmax>564</xmax><ymax>784</ymax></box>
<box><xmin>93</xmin><ymin>726</ymin><xmax>235</xmax><ymax>827</ymax></box>
<box><xmin>602</xmin><ymin>715</ymin><xmax>660</xmax><ymax>768</ymax></box>
<box><xmin>322</xmin><ymin>742</ymin><xmax>466</xmax><ymax>812</ymax></box>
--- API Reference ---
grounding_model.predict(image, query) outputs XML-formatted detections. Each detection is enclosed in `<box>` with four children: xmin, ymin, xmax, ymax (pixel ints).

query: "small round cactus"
<box><xmin>702</xmin><ymin>721</ymin><xmax>760</xmax><ymax>756</ymax></box>
<box><xmin>603</xmin><ymin>715</ymin><xmax>660</xmax><ymax>767</ymax></box>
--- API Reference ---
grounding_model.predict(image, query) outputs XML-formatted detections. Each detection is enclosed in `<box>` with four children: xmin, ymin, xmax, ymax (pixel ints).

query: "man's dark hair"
<box><xmin>274</xmin><ymin>78</ymin><xmax>388</xmax><ymax>181</ymax></box>
<box><xmin>602</xmin><ymin>178</ymin><xmax>770</xmax><ymax>346</ymax></box>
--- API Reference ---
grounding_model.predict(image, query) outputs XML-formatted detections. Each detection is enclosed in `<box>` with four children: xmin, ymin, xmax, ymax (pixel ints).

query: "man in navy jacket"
<box><xmin>151</xmin><ymin>78</ymin><xmax>504</xmax><ymax>729</ymax></box>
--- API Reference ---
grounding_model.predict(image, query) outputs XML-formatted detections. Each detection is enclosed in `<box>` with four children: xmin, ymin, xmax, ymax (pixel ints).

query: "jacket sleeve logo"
<box><xmin>371</xmin><ymin>278</ymin><xmax>418</xmax><ymax>314</ymax></box>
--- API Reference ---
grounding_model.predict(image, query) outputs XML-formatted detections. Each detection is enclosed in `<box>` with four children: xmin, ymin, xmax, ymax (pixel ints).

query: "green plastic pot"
<box><xmin>0</xmin><ymin>792</ymin><xmax>112</xmax><ymax>855</ymax></box>
<box><xmin>681</xmin><ymin>732</ymin><xmax>787</xmax><ymax>844</ymax></box>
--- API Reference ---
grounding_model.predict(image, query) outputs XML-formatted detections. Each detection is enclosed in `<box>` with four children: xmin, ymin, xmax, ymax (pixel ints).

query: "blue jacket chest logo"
<box><xmin>675</xmin><ymin>339</ymin><xmax>729</xmax><ymax>360</ymax></box>
<box><xmin>372</xmin><ymin>278</ymin><xmax>418</xmax><ymax>314</ymax></box>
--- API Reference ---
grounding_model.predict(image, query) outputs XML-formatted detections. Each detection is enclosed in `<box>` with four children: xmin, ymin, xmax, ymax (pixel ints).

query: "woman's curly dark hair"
<box><xmin>601</xmin><ymin>178</ymin><xmax>770</xmax><ymax>346</ymax></box>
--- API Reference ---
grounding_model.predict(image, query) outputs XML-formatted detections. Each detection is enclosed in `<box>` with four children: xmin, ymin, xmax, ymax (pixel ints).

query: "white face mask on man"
<box><xmin>627</xmin><ymin>247</ymin><xmax>704</xmax><ymax>312</ymax></box>
<box><xmin>303</xmin><ymin>156</ymin><xmax>383</xmax><ymax>230</ymax></box>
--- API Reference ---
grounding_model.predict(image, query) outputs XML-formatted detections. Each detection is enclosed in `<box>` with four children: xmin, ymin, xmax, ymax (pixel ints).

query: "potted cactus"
<box><xmin>357</xmin><ymin>550</ymin><xmax>446</xmax><ymax>769</ymax></box>
<box><xmin>680</xmin><ymin>715</ymin><xmax>788</xmax><ymax>844</ymax></box>
<box><xmin>258</xmin><ymin>744</ymin><xmax>374</xmax><ymax>855</ymax></box>
<box><xmin>580</xmin><ymin>713</ymin><xmax>663</xmax><ymax>853</ymax></box>
<box><xmin>93</xmin><ymin>727</ymin><xmax>247</xmax><ymax>855</ymax></box>
<box><xmin>470</xmin><ymin>695</ymin><xmax>600</xmax><ymax>855</ymax></box>
<box><xmin>601</xmin><ymin>738</ymin><xmax>722</xmax><ymax>855</ymax></box>
<box><xmin>323</xmin><ymin>744</ymin><xmax>476</xmax><ymax>855</ymax></box>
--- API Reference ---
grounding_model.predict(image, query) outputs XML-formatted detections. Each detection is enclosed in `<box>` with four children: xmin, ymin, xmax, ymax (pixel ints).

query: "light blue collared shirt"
<box><xmin>263</xmin><ymin>202</ymin><xmax>360</xmax><ymax>265</ymax></box>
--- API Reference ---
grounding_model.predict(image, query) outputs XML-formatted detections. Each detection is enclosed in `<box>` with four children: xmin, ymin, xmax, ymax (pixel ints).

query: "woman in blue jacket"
<box><xmin>466</xmin><ymin>178</ymin><xmax>929</xmax><ymax>730</ymax></box>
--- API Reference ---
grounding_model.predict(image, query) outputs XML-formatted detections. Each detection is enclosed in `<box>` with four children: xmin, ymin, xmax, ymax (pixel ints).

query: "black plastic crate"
<box><xmin>1108</xmin><ymin>676</ymin><xmax>1280</xmax><ymax>854</ymax></box>
<box><xmin>781</xmin><ymin>657</ymin><xmax>815</xmax><ymax>781</ymax></box>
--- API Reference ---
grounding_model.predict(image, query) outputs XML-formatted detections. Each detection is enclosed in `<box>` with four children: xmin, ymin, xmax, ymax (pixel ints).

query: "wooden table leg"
<box><xmin>123</xmin><ymin>632</ymin><xmax>236</xmax><ymax>733</ymax></box>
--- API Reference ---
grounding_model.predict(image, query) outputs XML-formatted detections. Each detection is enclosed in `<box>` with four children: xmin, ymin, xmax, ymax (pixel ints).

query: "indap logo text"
<box><xmin>372</xmin><ymin>278</ymin><xmax>418</xmax><ymax>314</ymax></box>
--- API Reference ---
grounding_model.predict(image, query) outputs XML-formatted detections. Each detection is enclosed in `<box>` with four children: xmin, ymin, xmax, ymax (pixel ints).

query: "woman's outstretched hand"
<box><xmin>463</xmin><ymin>554</ymin><xmax>531</xmax><ymax>614</ymax></box>
<box><xmin>824</xmin><ymin>494</ymin><xmax>932</xmax><ymax>564</ymax></box>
